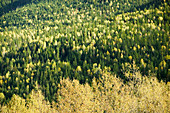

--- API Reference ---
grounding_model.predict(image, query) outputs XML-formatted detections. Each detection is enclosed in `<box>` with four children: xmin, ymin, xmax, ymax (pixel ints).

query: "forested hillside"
<box><xmin>0</xmin><ymin>0</ymin><xmax>169</xmax><ymax>112</ymax></box>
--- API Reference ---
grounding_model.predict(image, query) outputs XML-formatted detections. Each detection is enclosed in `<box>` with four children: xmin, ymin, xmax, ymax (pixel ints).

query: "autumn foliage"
<box><xmin>1</xmin><ymin>69</ymin><xmax>169</xmax><ymax>112</ymax></box>
<box><xmin>0</xmin><ymin>0</ymin><xmax>169</xmax><ymax>112</ymax></box>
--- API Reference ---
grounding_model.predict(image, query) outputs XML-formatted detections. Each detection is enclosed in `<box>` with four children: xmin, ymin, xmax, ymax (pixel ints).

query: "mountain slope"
<box><xmin>0</xmin><ymin>0</ymin><xmax>169</xmax><ymax>103</ymax></box>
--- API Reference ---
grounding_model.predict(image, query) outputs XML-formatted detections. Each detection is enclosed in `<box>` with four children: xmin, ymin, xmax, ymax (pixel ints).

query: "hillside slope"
<box><xmin>0</xmin><ymin>0</ymin><xmax>169</xmax><ymax>106</ymax></box>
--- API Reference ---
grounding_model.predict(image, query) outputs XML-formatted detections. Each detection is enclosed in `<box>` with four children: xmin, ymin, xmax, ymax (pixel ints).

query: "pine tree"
<box><xmin>46</xmin><ymin>82</ymin><xmax>50</xmax><ymax>100</ymax></box>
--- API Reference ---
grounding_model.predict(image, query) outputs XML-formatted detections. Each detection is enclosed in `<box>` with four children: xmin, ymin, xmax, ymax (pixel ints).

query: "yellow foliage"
<box><xmin>76</xmin><ymin>66</ymin><xmax>82</xmax><ymax>72</ymax></box>
<box><xmin>128</xmin><ymin>55</ymin><xmax>132</xmax><ymax>60</ymax></box>
<box><xmin>1</xmin><ymin>90</ymin><xmax>57</xmax><ymax>113</ymax></box>
<box><xmin>1</xmin><ymin>71</ymin><xmax>169</xmax><ymax>113</ymax></box>
<box><xmin>0</xmin><ymin>93</ymin><xmax>5</xmax><ymax>101</ymax></box>
<box><xmin>56</xmin><ymin>70</ymin><xmax>169</xmax><ymax>113</ymax></box>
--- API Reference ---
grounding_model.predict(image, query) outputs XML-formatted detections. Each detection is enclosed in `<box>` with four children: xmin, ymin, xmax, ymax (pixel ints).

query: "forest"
<box><xmin>0</xmin><ymin>0</ymin><xmax>169</xmax><ymax>112</ymax></box>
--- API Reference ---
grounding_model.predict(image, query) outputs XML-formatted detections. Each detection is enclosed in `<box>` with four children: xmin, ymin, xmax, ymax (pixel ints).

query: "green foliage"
<box><xmin>0</xmin><ymin>0</ymin><xmax>169</xmax><ymax>104</ymax></box>
<box><xmin>1</xmin><ymin>69</ymin><xmax>169</xmax><ymax>112</ymax></box>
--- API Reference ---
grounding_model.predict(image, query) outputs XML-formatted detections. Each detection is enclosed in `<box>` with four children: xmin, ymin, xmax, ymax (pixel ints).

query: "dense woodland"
<box><xmin>0</xmin><ymin>0</ymin><xmax>169</xmax><ymax>112</ymax></box>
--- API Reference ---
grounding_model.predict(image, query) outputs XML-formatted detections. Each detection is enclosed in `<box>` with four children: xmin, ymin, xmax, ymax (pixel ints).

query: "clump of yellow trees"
<box><xmin>1</xmin><ymin>67</ymin><xmax>169</xmax><ymax>113</ymax></box>
<box><xmin>0</xmin><ymin>90</ymin><xmax>57</xmax><ymax>113</ymax></box>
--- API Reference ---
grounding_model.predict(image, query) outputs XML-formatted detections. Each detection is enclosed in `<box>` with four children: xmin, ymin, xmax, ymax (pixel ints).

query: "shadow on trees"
<box><xmin>125</xmin><ymin>0</ymin><xmax>165</xmax><ymax>14</ymax></box>
<box><xmin>0</xmin><ymin>0</ymin><xmax>43</xmax><ymax>17</ymax></box>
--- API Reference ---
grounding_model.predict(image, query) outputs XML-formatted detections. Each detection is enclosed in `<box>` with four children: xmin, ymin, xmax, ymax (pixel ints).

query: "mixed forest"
<box><xmin>0</xmin><ymin>0</ymin><xmax>170</xmax><ymax>112</ymax></box>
